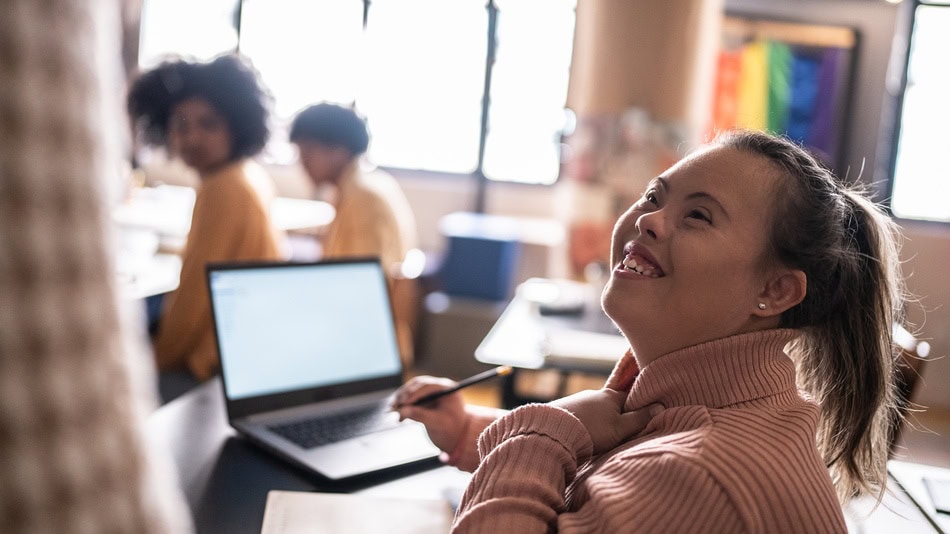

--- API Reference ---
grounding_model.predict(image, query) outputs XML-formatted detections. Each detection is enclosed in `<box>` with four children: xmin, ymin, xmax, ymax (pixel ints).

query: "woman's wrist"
<box><xmin>443</xmin><ymin>413</ymin><xmax>473</xmax><ymax>467</ymax></box>
<box><xmin>442</xmin><ymin>405</ymin><xmax>508</xmax><ymax>472</ymax></box>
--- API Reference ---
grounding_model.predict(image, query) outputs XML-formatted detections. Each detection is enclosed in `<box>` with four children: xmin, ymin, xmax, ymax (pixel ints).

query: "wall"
<box><xmin>899</xmin><ymin>221</ymin><xmax>950</xmax><ymax>411</ymax></box>
<box><xmin>567</xmin><ymin>0</ymin><xmax>723</xmax><ymax>138</ymax></box>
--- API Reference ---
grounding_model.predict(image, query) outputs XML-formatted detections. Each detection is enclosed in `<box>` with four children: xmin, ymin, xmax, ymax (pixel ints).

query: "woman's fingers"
<box><xmin>552</xmin><ymin>389</ymin><xmax>663</xmax><ymax>455</ymax></box>
<box><xmin>392</xmin><ymin>376</ymin><xmax>456</xmax><ymax>407</ymax></box>
<box><xmin>616</xmin><ymin>403</ymin><xmax>662</xmax><ymax>440</ymax></box>
<box><xmin>390</xmin><ymin>375</ymin><xmax>475</xmax><ymax>459</ymax></box>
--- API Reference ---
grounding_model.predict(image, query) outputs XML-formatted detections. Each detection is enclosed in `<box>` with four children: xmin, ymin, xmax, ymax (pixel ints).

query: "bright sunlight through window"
<box><xmin>138</xmin><ymin>0</ymin><xmax>238</xmax><ymax>68</ymax></box>
<box><xmin>138</xmin><ymin>0</ymin><xmax>577</xmax><ymax>186</ymax></box>
<box><xmin>358</xmin><ymin>0</ymin><xmax>487</xmax><ymax>174</ymax></box>
<box><xmin>890</xmin><ymin>4</ymin><xmax>950</xmax><ymax>223</ymax></box>
<box><xmin>483</xmin><ymin>0</ymin><xmax>576</xmax><ymax>185</ymax></box>
<box><xmin>239</xmin><ymin>0</ymin><xmax>364</xmax><ymax>120</ymax></box>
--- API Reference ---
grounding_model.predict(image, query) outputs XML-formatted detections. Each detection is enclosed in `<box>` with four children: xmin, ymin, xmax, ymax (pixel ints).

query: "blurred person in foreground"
<box><xmin>0</xmin><ymin>0</ymin><xmax>190</xmax><ymax>530</ymax></box>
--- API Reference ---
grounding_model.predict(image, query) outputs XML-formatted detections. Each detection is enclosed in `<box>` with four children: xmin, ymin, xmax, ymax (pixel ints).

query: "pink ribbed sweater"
<box><xmin>454</xmin><ymin>329</ymin><xmax>846</xmax><ymax>533</ymax></box>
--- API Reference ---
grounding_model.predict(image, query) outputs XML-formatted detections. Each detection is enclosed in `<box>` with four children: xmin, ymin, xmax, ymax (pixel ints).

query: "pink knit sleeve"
<box><xmin>453</xmin><ymin>406</ymin><xmax>745</xmax><ymax>533</ymax></box>
<box><xmin>452</xmin><ymin>404</ymin><xmax>593</xmax><ymax>532</ymax></box>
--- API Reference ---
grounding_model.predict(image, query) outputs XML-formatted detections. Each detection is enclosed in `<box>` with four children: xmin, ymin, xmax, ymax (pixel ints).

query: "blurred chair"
<box><xmin>889</xmin><ymin>324</ymin><xmax>932</xmax><ymax>456</ymax></box>
<box><xmin>389</xmin><ymin>248</ymin><xmax>427</xmax><ymax>371</ymax></box>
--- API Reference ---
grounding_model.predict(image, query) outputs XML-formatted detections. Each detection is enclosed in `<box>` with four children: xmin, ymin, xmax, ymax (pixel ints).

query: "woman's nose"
<box><xmin>635</xmin><ymin>210</ymin><xmax>666</xmax><ymax>241</ymax></box>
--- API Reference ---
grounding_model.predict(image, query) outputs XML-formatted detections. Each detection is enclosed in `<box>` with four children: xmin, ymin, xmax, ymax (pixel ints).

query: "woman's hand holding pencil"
<box><xmin>391</xmin><ymin>367</ymin><xmax>513</xmax><ymax>471</ymax></box>
<box><xmin>393</xmin><ymin>366</ymin><xmax>513</xmax><ymax>408</ymax></box>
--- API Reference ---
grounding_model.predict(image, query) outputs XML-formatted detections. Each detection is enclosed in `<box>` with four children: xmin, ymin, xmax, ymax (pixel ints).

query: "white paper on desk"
<box><xmin>261</xmin><ymin>490</ymin><xmax>453</xmax><ymax>534</ymax></box>
<box><xmin>542</xmin><ymin>328</ymin><xmax>629</xmax><ymax>369</ymax></box>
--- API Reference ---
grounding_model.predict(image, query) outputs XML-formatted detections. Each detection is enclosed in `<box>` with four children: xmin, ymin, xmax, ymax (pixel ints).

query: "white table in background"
<box><xmin>114</xmin><ymin>185</ymin><xmax>335</xmax><ymax>299</ymax></box>
<box><xmin>114</xmin><ymin>184</ymin><xmax>335</xmax><ymax>240</ymax></box>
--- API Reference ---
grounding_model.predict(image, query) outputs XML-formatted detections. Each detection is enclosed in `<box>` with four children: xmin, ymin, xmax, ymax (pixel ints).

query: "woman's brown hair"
<box><xmin>716</xmin><ymin>130</ymin><xmax>906</xmax><ymax>503</ymax></box>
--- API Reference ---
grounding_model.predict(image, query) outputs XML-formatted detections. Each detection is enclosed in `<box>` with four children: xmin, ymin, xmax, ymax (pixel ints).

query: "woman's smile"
<box><xmin>616</xmin><ymin>242</ymin><xmax>665</xmax><ymax>278</ymax></box>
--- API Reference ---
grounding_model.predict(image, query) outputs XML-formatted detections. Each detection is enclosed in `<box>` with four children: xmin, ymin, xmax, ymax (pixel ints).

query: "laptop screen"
<box><xmin>208</xmin><ymin>260</ymin><xmax>402</xmax><ymax>400</ymax></box>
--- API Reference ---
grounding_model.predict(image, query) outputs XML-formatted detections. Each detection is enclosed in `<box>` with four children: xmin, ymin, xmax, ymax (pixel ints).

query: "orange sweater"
<box><xmin>455</xmin><ymin>329</ymin><xmax>846</xmax><ymax>533</ymax></box>
<box><xmin>153</xmin><ymin>159</ymin><xmax>284</xmax><ymax>380</ymax></box>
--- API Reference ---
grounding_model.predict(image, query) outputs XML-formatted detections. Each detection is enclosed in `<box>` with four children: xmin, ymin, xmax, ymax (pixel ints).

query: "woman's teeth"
<box><xmin>622</xmin><ymin>255</ymin><xmax>661</xmax><ymax>278</ymax></box>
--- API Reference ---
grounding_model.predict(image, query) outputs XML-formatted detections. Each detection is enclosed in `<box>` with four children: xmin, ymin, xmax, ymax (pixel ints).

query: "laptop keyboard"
<box><xmin>268</xmin><ymin>403</ymin><xmax>401</xmax><ymax>449</ymax></box>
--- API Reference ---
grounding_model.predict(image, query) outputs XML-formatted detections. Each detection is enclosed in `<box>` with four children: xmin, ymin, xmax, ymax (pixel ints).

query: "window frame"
<box><xmin>884</xmin><ymin>0</ymin><xmax>950</xmax><ymax>225</ymax></box>
<box><xmin>227</xmin><ymin>0</ymin><xmax>566</xmax><ymax>210</ymax></box>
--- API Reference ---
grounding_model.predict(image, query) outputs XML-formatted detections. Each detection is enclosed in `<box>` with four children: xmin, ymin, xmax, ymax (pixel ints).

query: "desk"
<box><xmin>475</xmin><ymin>278</ymin><xmax>626</xmax><ymax>406</ymax></box>
<box><xmin>475</xmin><ymin>278</ymin><xmax>624</xmax><ymax>373</ymax></box>
<box><xmin>119</xmin><ymin>252</ymin><xmax>181</xmax><ymax>301</ymax></box>
<box><xmin>878</xmin><ymin>461</ymin><xmax>950</xmax><ymax>533</ymax></box>
<box><xmin>146</xmin><ymin>379</ymin><xmax>471</xmax><ymax>534</ymax></box>
<box><xmin>114</xmin><ymin>185</ymin><xmax>335</xmax><ymax>300</ymax></box>
<box><xmin>114</xmin><ymin>184</ymin><xmax>335</xmax><ymax>242</ymax></box>
<box><xmin>115</xmin><ymin>227</ymin><xmax>181</xmax><ymax>300</ymax></box>
<box><xmin>844</xmin><ymin>461</ymin><xmax>950</xmax><ymax>532</ymax></box>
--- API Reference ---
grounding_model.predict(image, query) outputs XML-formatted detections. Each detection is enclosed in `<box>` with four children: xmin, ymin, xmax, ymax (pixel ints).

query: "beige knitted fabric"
<box><xmin>0</xmin><ymin>0</ymin><xmax>190</xmax><ymax>532</ymax></box>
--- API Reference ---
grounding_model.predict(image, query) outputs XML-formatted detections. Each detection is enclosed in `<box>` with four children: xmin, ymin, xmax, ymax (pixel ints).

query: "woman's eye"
<box><xmin>688</xmin><ymin>210</ymin><xmax>711</xmax><ymax>223</ymax></box>
<box><xmin>645</xmin><ymin>191</ymin><xmax>658</xmax><ymax>205</ymax></box>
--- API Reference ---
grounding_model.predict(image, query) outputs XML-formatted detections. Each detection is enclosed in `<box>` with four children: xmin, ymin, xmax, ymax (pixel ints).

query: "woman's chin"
<box><xmin>600</xmin><ymin>287</ymin><xmax>630</xmax><ymax>330</ymax></box>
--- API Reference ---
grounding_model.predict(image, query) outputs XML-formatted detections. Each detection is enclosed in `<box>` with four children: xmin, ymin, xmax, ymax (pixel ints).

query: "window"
<box><xmin>358</xmin><ymin>0</ymin><xmax>488</xmax><ymax>174</ymax></box>
<box><xmin>239</xmin><ymin>1</ymin><xmax>364</xmax><ymax>119</ymax></box>
<box><xmin>889</xmin><ymin>1</ymin><xmax>950</xmax><ymax>223</ymax></box>
<box><xmin>138</xmin><ymin>0</ymin><xmax>576</xmax><ymax>186</ymax></box>
<box><xmin>138</xmin><ymin>0</ymin><xmax>239</xmax><ymax>68</ymax></box>
<box><xmin>484</xmin><ymin>0</ymin><xmax>576</xmax><ymax>184</ymax></box>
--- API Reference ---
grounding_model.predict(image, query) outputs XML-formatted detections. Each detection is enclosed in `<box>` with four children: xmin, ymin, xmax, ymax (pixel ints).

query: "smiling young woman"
<box><xmin>393</xmin><ymin>130</ymin><xmax>906</xmax><ymax>533</ymax></box>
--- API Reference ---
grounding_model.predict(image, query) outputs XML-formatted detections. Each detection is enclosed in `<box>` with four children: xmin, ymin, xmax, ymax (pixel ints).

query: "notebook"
<box><xmin>260</xmin><ymin>490</ymin><xmax>453</xmax><ymax>534</ymax></box>
<box><xmin>206</xmin><ymin>258</ymin><xmax>440</xmax><ymax>481</ymax></box>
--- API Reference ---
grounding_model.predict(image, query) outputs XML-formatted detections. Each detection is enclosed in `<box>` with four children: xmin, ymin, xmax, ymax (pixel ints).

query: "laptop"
<box><xmin>206</xmin><ymin>258</ymin><xmax>440</xmax><ymax>481</ymax></box>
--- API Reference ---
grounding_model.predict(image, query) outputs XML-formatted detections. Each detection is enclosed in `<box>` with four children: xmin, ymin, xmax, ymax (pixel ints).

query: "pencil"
<box><xmin>410</xmin><ymin>365</ymin><xmax>514</xmax><ymax>406</ymax></box>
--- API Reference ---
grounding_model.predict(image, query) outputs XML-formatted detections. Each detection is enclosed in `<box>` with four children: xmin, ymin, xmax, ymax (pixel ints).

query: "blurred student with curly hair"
<box><xmin>127</xmin><ymin>54</ymin><xmax>285</xmax><ymax>395</ymax></box>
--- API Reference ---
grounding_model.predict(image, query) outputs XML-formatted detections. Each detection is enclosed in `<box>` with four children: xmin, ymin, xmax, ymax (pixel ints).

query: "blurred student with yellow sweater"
<box><xmin>127</xmin><ymin>55</ymin><xmax>285</xmax><ymax>396</ymax></box>
<box><xmin>290</xmin><ymin>103</ymin><xmax>417</xmax><ymax>273</ymax></box>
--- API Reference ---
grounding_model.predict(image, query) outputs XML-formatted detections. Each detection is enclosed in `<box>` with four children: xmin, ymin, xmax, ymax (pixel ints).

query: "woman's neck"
<box><xmin>628</xmin><ymin>325</ymin><xmax>780</xmax><ymax>369</ymax></box>
<box><xmin>197</xmin><ymin>158</ymin><xmax>240</xmax><ymax>180</ymax></box>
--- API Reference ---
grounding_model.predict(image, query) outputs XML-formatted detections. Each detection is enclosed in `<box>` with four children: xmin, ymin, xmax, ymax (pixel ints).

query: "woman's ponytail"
<box><xmin>717</xmin><ymin>130</ymin><xmax>906</xmax><ymax>503</ymax></box>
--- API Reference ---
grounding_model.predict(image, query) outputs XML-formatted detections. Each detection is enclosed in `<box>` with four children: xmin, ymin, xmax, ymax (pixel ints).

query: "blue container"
<box><xmin>440</xmin><ymin>235</ymin><xmax>521</xmax><ymax>301</ymax></box>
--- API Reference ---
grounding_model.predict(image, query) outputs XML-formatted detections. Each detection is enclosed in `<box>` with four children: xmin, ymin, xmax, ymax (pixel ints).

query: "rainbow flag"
<box><xmin>710</xmin><ymin>39</ymin><xmax>846</xmax><ymax>166</ymax></box>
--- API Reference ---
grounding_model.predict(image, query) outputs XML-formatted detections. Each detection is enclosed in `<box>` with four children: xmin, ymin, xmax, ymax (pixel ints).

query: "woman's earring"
<box><xmin>757</xmin><ymin>303</ymin><xmax>767</xmax><ymax>310</ymax></box>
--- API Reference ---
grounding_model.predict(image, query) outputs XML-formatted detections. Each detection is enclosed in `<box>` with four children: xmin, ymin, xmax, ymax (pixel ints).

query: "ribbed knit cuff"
<box><xmin>478</xmin><ymin>403</ymin><xmax>594</xmax><ymax>464</ymax></box>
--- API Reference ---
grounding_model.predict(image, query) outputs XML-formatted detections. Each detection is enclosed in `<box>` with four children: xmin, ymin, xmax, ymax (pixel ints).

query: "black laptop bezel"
<box><xmin>205</xmin><ymin>257</ymin><xmax>404</xmax><ymax>421</ymax></box>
